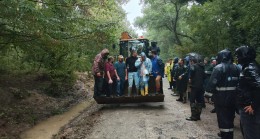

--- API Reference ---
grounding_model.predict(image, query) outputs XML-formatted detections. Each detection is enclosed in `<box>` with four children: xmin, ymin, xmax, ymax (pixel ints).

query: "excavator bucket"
<box><xmin>94</xmin><ymin>76</ymin><xmax>164</xmax><ymax>104</ymax></box>
<box><xmin>94</xmin><ymin>95</ymin><xmax>164</xmax><ymax>104</ymax></box>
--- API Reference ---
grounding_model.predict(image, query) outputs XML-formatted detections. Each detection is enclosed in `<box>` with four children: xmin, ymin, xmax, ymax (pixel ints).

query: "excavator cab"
<box><xmin>94</xmin><ymin>32</ymin><xmax>164</xmax><ymax>104</ymax></box>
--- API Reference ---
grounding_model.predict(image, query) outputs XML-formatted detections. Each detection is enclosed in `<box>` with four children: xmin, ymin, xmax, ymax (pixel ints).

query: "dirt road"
<box><xmin>55</xmin><ymin>79</ymin><xmax>243</xmax><ymax>139</ymax></box>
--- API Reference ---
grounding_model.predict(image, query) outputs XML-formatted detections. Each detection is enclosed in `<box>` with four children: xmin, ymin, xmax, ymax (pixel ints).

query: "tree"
<box><xmin>0</xmin><ymin>0</ymin><xmax>133</xmax><ymax>95</ymax></box>
<box><xmin>136</xmin><ymin>0</ymin><xmax>260</xmax><ymax>59</ymax></box>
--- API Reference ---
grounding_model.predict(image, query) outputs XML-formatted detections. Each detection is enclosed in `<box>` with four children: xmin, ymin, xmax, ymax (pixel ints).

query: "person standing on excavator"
<box><xmin>151</xmin><ymin>49</ymin><xmax>164</xmax><ymax>94</ymax></box>
<box><xmin>135</xmin><ymin>52</ymin><xmax>152</xmax><ymax>96</ymax></box>
<box><xmin>92</xmin><ymin>49</ymin><xmax>109</xmax><ymax>97</ymax></box>
<box><xmin>126</xmin><ymin>49</ymin><xmax>139</xmax><ymax>96</ymax></box>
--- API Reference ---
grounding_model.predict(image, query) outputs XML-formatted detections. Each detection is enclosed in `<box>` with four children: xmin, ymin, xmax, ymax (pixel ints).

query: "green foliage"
<box><xmin>0</xmin><ymin>0</ymin><xmax>132</xmax><ymax>95</ymax></box>
<box><xmin>45</xmin><ymin>70</ymin><xmax>76</xmax><ymax>97</ymax></box>
<box><xmin>136</xmin><ymin>0</ymin><xmax>260</xmax><ymax>60</ymax></box>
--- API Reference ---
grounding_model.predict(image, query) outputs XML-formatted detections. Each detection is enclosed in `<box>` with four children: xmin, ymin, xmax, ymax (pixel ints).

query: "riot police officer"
<box><xmin>186</xmin><ymin>53</ymin><xmax>205</xmax><ymax>121</ymax></box>
<box><xmin>206</xmin><ymin>49</ymin><xmax>240</xmax><ymax>139</ymax></box>
<box><xmin>171</xmin><ymin>57</ymin><xmax>179</xmax><ymax>96</ymax></box>
<box><xmin>235</xmin><ymin>46</ymin><xmax>260</xmax><ymax>139</ymax></box>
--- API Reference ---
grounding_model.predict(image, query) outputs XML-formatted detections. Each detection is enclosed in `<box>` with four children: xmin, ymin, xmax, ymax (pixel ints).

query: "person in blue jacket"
<box><xmin>151</xmin><ymin>49</ymin><xmax>164</xmax><ymax>94</ymax></box>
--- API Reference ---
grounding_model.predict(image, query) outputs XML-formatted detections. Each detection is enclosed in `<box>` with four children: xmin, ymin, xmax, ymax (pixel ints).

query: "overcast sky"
<box><xmin>122</xmin><ymin>0</ymin><xmax>145</xmax><ymax>36</ymax></box>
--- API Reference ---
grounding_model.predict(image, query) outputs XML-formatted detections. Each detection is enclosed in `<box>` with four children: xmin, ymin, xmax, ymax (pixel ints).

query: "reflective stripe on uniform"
<box><xmin>205</xmin><ymin>71</ymin><xmax>212</xmax><ymax>74</ymax></box>
<box><xmin>220</xmin><ymin>128</ymin><xmax>234</xmax><ymax>132</ymax></box>
<box><xmin>230</xmin><ymin>77</ymin><xmax>239</xmax><ymax>80</ymax></box>
<box><xmin>216</xmin><ymin>87</ymin><xmax>236</xmax><ymax>91</ymax></box>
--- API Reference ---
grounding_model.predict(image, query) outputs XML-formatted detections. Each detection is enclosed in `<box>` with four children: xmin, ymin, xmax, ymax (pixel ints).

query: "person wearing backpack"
<box><xmin>151</xmin><ymin>49</ymin><xmax>164</xmax><ymax>94</ymax></box>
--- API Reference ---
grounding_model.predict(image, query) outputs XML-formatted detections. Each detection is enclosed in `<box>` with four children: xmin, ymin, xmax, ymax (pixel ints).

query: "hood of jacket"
<box><xmin>101</xmin><ymin>49</ymin><xmax>109</xmax><ymax>58</ymax></box>
<box><xmin>140</xmin><ymin>52</ymin><xmax>147</xmax><ymax>59</ymax></box>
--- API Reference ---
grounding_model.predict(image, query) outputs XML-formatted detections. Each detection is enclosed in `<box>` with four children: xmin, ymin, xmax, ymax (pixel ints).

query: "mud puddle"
<box><xmin>20</xmin><ymin>99</ymin><xmax>95</xmax><ymax>139</ymax></box>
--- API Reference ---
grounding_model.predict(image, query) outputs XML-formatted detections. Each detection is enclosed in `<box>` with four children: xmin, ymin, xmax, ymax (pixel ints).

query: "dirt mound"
<box><xmin>0</xmin><ymin>72</ymin><xmax>94</xmax><ymax>139</ymax></box>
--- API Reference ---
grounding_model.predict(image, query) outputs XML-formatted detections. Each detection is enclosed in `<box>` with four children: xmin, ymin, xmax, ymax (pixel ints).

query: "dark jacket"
<box><xmin>190</xmin><ymin>63</ymin><xmax>206</xmax><ymax>89</ymax></box>
<box><xmin>171</xmin><ymin>61</ymin><xmax>179</xmax><ymax>78</ymax></box>
<box><xmin>126</xmin><ymin>56</ymin><xmax>138</xmax><ymax>72</ymax></box>
<box><xmin>175</xmin><ymin>64</ymin><xmax>188</xmax><ymax>93</ymax></box>
<box><xmin>206</xmin><ymin>62</ymin><xmax>240</xmax><ymax>107</ymax></box>
<box><xmin>237</xmin><ymin>61</ymin><xmax>260</xmax><ymax>110</ymax></box>
<box><xmin>204</xmin><ymin>63</ymin><xmax>213</xmax><ymax>77</ymax></box>
<box><xmin>151</xmin><ymin>55</ymin><xmax>164</xmax><ymax>77</ymax></box>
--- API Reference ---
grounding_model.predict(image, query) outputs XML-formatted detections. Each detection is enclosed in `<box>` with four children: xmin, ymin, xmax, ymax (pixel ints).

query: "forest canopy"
<box><xmin>0</xmin><ymin>0</ymin><xmax>134</xmax><ymax>95</ymax></box>
<box><xmin>1</xmin><ymin>0</ymin><xmax>260</xmax><ymax>94</ymax></box>
<box><xmin>135</xmin><ymin>0</ymin><xmax>260</xmax><ymax>60</ymax></box>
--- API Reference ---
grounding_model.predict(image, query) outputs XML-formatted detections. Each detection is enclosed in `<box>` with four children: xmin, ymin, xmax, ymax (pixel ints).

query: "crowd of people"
<box><xmin>91</xmin><ymin>47</ymin><xmax>164</xmax><ymax>98</ymax></box>
<box><xmin>165</xmin><ymin>46</ymin><xmax>260</xmax><ymax>139</ymax></box>
<box><xmin>91</xmin><ymin>45</ymin><xmax>259</xmax><ymax>139</ymax></box>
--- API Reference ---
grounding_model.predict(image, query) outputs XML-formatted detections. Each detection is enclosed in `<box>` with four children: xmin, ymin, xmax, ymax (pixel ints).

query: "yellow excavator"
<box><xmin>94</xmin><ymin>32</ymin><xmax>164</xmax><ymax>104</ymax></box>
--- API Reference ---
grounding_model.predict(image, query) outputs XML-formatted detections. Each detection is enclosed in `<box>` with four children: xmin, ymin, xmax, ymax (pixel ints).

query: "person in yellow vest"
<box><xmin>165</xmin><ymin>59</ymin><xmax>173</xmax><ymax>90</ymax></box>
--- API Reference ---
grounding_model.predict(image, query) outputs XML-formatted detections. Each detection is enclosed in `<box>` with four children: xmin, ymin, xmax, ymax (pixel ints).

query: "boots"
<box><xmin>176</xmin><ymin>98</ymin><xmax>183</xmax><ymax>102</ymax></box>
<box><xmin>128</xmin><ymin>87</ymin><xmax>132</xmax><ymax>97</ymax></box>
<box><xmin>186</xmin><ymin>103</ymin><xmax>198</xmax><ymax>121</ymax></box>
<box><xmin>183</xmin><ymin>97</ymin><xmax>187</xmax><ymax>104</ymax></box>
<box><xmin>136</xmin><ymin>88</ymin><xmax>140</xmax><ymax>96</ymax></box>
<box><xmin>176</xmin><ymin>92</ymin><xmax>183</xmax><ymax>102</ymax></box>
<box><xmin>140</xmin><ymin>88</ymin><xmax>145</xmax><ymax>96</ymax></box>
<box><xmin>144</xmin><ymin>86</ymin><xmax>149</xmax><ymax>96</ymax></box>
<box><xmin>195</xmin><ymin>103</ymin><xmax>203</xmax><ymax>120</ymax></box>
<box><xmin>210</xmin><ymin>108</ymin><xmax>216</xmax><ymax>113</ymax></box>
<box><xmin>171</xmin><ymin>88</ymin><xmax>179</xmax><ymax>96</ymax></box>
<box><xmin>219</xmin><ymin>132</ymin><xmax>233</xmax><ymax>139</ymax></box>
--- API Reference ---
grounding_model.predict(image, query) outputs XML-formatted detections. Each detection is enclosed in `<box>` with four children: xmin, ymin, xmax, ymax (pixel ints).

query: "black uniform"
<box><xmin>171</xmin><ymin>57</ymin><xmax>179</xmax><ymax>96</ymax></box>
<box><xmin>190</xmin><ymin>63</ymin><xmax>205</xmax><ymax>103</ymax></box>
<box><xmin>175</xmin><ymin>63</ymin><xmax>188</xmax><ymax>102</ymax></box>
<box><xmin>206</xmin><ymin>49</ymin><xmax>240</xmax><ymax>139</ymax></box>
<box><xmin>236</xmin><ymin>46</ymin><xmax>260</xmax><ymax>139</ymax></box>
<box><xmin>186</xmin><ymin>53</ymin><xmax>205</xmax><ymax>121</ymax></box>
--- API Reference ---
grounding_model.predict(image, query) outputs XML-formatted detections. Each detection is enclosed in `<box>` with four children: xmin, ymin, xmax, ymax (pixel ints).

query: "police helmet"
<box><xmin>216</xmin><ymin>49</ymin><xmax>233</xmax><ymax>63</ymax></box>
<box><xmin>173</xmin><ymin>57</ymin><xmax>179</xmax><ymax>64</ymax></box>
<box><xmin>151</xmin><ymin>41</ymin><xmax>157</xmax><ymax>47</ymax></box>
<box><xmin>235</xmin><ymin>46</ymin><xmax>256</xmax><ymax>65</ymax></box>
<box><xmin>189</xmin><ymin>52</ymin><xmax>203</xmax><ymax>63</ymax></box>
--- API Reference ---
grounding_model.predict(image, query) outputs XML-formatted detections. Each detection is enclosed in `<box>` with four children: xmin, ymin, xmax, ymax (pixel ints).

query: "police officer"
<box><xmin>186</xmin><ymin>53</ymin><xmax>205</xmax><ymax>121</ymax></box>
<box><xmin>203</xmin><ymin>57</ymin><xmax>214</xmax><ymax>108</ymax></box>
<box><xmin>171</xmin><ymin>57</ymin><xmax>179</xmax><ymax>96</ymax></box>
<box><xmin>206</xmin><ymin>49</ymin><xmax>240</xmax><ymax>139</ymax></box>
<box><xmin>235</xmin><ymin>46</ymin><xmax>260</xmax><ymax>139</ymax></box>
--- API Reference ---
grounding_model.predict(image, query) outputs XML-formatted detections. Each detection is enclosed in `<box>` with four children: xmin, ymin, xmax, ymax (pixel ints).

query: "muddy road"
<box><xmin>55</xmin><ymin>79</ymin><xmax>243</xmax><ymax>139</ymax></box>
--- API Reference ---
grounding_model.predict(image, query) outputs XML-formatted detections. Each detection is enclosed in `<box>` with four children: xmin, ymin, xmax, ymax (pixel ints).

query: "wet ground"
<box><xmin>0</xmin><ymin>72</ymin><xmax>93</xmax><ymax>139</ymax></box>
<box><xmin>20</xmin><ymin>100</ymin><xmax>95</xmax><ymax>139</ymax></box>
<box><xmin>55</xmin><ymin>78</ymin><xmax>243</xmax><ymax>139</ymax></box>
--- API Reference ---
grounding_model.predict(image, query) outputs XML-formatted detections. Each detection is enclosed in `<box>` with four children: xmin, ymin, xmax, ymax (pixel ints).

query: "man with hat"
<box><xmin>114</xmin><ymin>55</ymin><xmax>127</xmax><ymax>96</ymax></box>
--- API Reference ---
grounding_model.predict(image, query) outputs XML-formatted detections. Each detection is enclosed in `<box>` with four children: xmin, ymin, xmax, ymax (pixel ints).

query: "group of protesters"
<box><xmin>91</xmin><ymin>47</ymin><xmax>164</xmax><ymax>98</ymax></box>
<box><xmin>165</xmin><ymin>46</ymin><xmax>260</xmax><ymax>139</ymax></box>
